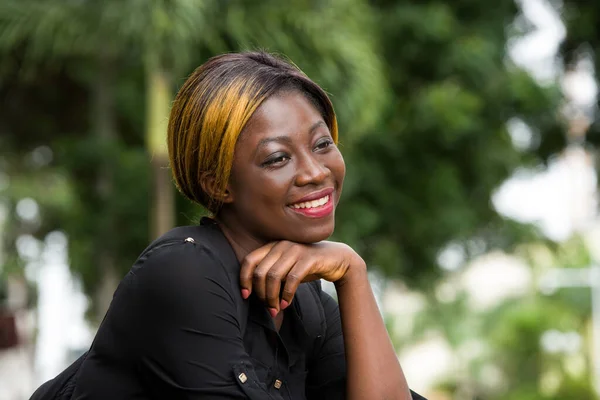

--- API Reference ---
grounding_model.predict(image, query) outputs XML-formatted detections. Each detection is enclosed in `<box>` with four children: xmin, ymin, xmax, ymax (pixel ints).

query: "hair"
<box><xmin>167</xmin><ymin>51</ymin><xmax>339</xmax><ymax>213</ymax></box>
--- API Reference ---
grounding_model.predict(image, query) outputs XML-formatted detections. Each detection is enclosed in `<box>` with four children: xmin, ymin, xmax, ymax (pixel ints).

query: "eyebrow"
<box><xmin>256</xmin><ymin>121</ymin><xmax>327</xmax><ymax>149</ymax></box>
<box><xmin>257</xmin><ymin>135</ymin><xmax>293</xmax><ymax>148</ymax></box>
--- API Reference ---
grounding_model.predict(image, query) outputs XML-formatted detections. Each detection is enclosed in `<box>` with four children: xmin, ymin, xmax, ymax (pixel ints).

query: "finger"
<box><xmin>240</xmin><ymin>241</ymin><xmax>277</xmax><ymax>298</ymax></box>
<box><xmin>280</xmin><ymin>258</ymin><xmax>315</xmax><ymax>305</ymax></box>
<box><xmin>252</xmin><ymin>247</ymin><xmax>286</xmax><ymax>304</ymax></box>
<box><xmin>264</xmin><ymin>254</ymin><xmax>299</xmax><ymax>312</ymax></box>
<box><xmin>247</xmin><ymin>241</ymin><xmax>291</xmax><ymax>301</ymax></box>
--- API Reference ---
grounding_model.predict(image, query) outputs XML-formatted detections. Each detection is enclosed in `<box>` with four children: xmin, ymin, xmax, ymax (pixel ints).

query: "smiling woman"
<box><xmin>168</xmin><ymin>52</ymin><xmax>338</xmax><ymax>214</ymax></box>
<box><xmin>30</xmin><ymin>52</ymin><xmax>426</xmax><ymax>400</ymax></box>
<box><xmin>216</xmin><ymin>90</ymin><xmax>345</xmax><ymax>245</ymax></box>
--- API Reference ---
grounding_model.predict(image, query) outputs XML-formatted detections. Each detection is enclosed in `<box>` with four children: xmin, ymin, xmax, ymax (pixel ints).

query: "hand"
<box><xmin>239</xmin><ymin>240</ymin><xmax>363</xmax><ymax>317</ymax></box>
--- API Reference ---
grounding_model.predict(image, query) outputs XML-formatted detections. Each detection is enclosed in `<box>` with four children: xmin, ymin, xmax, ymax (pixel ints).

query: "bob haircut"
<box><xmin>167</xmin><ymin>51</ymin><xmax>339</xmax><ymax>213</ymax></box>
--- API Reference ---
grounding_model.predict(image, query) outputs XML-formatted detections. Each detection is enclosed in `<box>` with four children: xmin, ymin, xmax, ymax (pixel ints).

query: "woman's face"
<box><xmin>223</xmin><ymin>90</ymin><xmax>345</xmax><ymax>244</ymax></box>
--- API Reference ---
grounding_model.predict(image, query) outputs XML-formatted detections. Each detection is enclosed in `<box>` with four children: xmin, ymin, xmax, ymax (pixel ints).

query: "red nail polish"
<box><xmin>269</xmin><ymin>308</ymin><xmax>278</xmax><ymax>318</ymax></box>
<box><xmin>241</xmin><ymin>289</ymin><xmax>250</xmax><ymax>299</ymax></box>
<box><xmin>280</xmin><ymin>300</ymin><xmax>289</xmax><ymax>310</ymax></box>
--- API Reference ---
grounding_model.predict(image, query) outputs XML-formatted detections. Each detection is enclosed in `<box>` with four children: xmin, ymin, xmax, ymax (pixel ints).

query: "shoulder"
<box><xmin>134</xmin><ymin>219</ymin><xmax>235</xmax><ymax>270</ymax></box>
<box><xmin>126</xmin><ymin>222</ymin><xmax>238</xmax><ymax>299</ymax></box>
<box><xmin>137</xmin><ymin>222</ymin><xmax>226</xmax><ymax>261</ymax></box>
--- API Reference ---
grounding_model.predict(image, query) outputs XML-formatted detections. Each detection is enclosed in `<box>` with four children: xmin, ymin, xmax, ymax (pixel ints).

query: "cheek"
<box><xmin>235</xmin><ymin>167</ymin><xmax>293</xmax><ymax>209</ymax></box>
<box><xmin>331</xmin><ymin>150</ymin><xmax>346</xmax><ymax>185</ymax></box>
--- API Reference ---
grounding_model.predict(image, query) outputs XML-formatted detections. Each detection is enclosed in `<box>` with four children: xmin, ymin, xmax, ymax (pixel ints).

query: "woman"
<box><xmin>66</xmin><ymin>51</ymin><xmax>426</xmax><ymax>399</ymax></box>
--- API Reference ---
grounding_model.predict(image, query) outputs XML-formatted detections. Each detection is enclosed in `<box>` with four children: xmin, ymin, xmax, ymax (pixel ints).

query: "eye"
<box><xmin>314</xmin><ymin>138</ymin><xmax>334</xmax><ymax>151</ymax></box>
<box><xmin>262</xmin><ymin>153</ymin><xmax>290</xmax><ymax>168</ymax></box>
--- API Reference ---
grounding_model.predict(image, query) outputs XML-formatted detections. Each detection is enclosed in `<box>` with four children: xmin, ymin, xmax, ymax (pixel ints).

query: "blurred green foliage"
<box><xmin>334</xmin><ymin>0</ymin><xmax>564</xmax><ymax>287</ymax></box>
<box><xmin>1</xmin><ymin>0</ymin><xmax>600</xmax><ymax>398</ymax></box>
<box><xmin>560</xmin><ymin>0</ymin><xmax>600</xmax><ymax>145</ymax></box>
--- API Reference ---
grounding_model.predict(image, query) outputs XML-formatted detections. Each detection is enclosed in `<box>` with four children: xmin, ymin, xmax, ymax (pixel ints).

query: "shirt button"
<box><xmin>238</xmin><ymin>373</ymin><xmax>247</xmax><ymax>383</ymax></box>
<box><xmin>184</xmin><ymin>237</ymin><xmax>195</xmax><ymax>243</ymax></box>
<box><xmin>274</xmin><ymin>379</ymin><xmax>282</xmax><ymax>389</ymax></box>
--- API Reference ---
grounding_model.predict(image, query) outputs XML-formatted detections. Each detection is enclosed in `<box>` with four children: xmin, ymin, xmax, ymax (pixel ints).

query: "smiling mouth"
<box><xmin>288</xmin><ymin>194</ymin><xmax>334</xmax><ymax>218</ymax></box>
<box><xmin>290</xmin><ymin>195</ymin><xmax>330</xmax><ymax>209</ymax></box>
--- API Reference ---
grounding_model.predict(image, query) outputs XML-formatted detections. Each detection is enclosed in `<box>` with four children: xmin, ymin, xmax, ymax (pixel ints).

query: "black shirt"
<box><xmin>72</xmin><ymin>218</ymin><xmax>426</xmax><ymax>399</ymax></box>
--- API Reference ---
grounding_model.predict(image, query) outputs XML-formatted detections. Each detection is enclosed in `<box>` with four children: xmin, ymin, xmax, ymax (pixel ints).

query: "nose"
<box><xmin>295</xmin><ymin>152</ymin><xmax>329</xmax><ymax>186</ymax></box>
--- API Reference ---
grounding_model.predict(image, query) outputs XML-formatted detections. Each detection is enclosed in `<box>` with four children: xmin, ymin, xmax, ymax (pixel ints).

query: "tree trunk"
<box><xmin>93</xmin><ymin>54</ymin><xmax>119</xmax><ymax>322</ymax></box>
<box><xmin>146</xmin><ymin>63</ymin><xmax>175</xmax><ymax>240</ymax></box>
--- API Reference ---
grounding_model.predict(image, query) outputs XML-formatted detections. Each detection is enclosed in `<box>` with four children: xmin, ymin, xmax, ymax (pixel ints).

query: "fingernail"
<box><xmin>280</xmin><ymin>300</ymin><xmax>289</xmax><ymax>310</ymax></box>
<box><xmin>268</xmin><ymin>308</ymin><xmax>278</xmax><ymax>318</ymax></box>
<box><xmin>241</xmin><ymin>289</ymin><xmax>250</xmax><ymax>299</ymax></box>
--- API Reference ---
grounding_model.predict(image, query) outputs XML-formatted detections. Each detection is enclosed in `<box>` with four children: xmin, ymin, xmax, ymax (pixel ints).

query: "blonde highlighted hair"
<box><xmin>168</xmin><ymin>51</ymin><xmax>338</xmax><ymax>213</ymax></box>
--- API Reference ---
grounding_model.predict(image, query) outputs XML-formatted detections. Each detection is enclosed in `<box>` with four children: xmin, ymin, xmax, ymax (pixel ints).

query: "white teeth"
<box><xmin>291</xmin><ymin>195</ymin><xmax>329</xmax><ymax>209</ymax></box>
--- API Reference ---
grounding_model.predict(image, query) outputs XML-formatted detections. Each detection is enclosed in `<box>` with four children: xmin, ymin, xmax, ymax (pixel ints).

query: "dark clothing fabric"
<box><xmin>70</xmin><ymin>218</ymin><xmax>426</xmax><ymax>400</ymax></box>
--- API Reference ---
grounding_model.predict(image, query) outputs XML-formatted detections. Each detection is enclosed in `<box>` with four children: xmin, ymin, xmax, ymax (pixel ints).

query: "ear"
<box><xmin>199</xmin><ymin>172</ymin><xmax>234</xmax><ymax>204</ymax></box>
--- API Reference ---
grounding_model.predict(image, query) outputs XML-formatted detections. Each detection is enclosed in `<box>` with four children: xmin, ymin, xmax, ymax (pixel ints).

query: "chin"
<box><xmin>287</xmin><ymin>220</ymin><xmax>335</xmax><ymax>244</ymax></box>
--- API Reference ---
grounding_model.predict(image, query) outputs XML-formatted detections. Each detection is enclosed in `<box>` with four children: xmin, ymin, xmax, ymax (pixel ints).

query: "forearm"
<box><xmin>335</xmin><ymin>261</ymin><xmax>411</xmax><ymax>400</ymax></box>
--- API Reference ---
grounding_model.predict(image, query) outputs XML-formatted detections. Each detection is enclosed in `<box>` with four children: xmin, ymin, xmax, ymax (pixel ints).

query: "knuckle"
<box><xmin>253</xmin><ymin>270</ymin><xmax>267</xmax><ymax>281</ymax></box>
<box><xmin>241</xmin><ymin>257</ymin><xmax>253</xmax><ymax>270</ymax></box>
<box><xmin>245</xmin><ymin>254</ymin><xmax>259</xmax><ymax>265</ymax></box>
<box><xmin>287</xmin><ymin>273</ymin><xmax>302</xmax><ymax>283</ymax></box>
<box><xmin>266</xmin><ymin>270</ymin><xmax>280</xmax><ymax>282</ymax></box>
<box><xmin>289</xmin><ymin>245</ymin><xmax>303</xmax><ymax>257</ymax></box>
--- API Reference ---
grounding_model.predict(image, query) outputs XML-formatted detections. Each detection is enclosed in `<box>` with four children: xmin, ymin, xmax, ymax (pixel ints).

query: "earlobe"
<box><xmin>199</xmin><ymin>172</ymin><xmax>234</xmax><ymax>204</ymax></box>
<box><xmin>221</xmin><ymin>185</ymin><xmax>234</xmax><ymax>204</ymax></box>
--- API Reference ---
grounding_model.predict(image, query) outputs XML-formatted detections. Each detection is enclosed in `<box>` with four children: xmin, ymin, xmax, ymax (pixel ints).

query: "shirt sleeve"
<box><xmin>305</xmin><ymin>289</ymin><xmax>428</xmax><ymax>400</ymax></box>
<box><xmin>124</xmin><ymin>241</ymin><xmax>283</xmax><ymax>399</ymax></box>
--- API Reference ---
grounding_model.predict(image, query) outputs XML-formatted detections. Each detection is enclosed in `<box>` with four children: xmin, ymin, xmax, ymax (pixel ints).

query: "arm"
<box><xmin>335</xmin><ymin>261</ymin><xmax>411</xmax><ymax>400</ymax></box>
<box><xmin>126</xmin><ymin>242</ymin><xmax>280</xmax><ymax>399</ymax></box>
<box><xmin>307</xmin><ymin>285</ymin><xmax>426</xmax><ymax>400</ymax></box>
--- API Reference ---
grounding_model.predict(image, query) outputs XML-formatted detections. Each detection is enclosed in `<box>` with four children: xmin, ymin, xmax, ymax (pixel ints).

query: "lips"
<box><xmin>290</xmin><ymin>194</ymin><xmax>330</xmax><ymax>209</ymax></box>
<box><xmin>290</xmin><ymin>187</ymin><xmax>334</xmax><ymax>205</ymax></box>
<box><xmin>288</xmin><ymin>188</ymin><xmax>335</xmax><ymax>218</ymax></box>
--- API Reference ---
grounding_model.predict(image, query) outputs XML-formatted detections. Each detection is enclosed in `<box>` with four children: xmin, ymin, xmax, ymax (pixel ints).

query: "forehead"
<box><xmin>239</xmin><ymin>91</ymin><xmax>326</xmax><ymax>145</ymax></box>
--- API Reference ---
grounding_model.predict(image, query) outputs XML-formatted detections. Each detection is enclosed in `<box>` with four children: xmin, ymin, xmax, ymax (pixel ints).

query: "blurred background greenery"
<box><xmin>1</xmin><ymin>0</ymin><xmax>600</xmax><ymax>399</ymax></box>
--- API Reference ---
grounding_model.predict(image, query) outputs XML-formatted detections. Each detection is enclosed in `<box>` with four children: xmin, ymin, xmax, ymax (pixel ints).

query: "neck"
<box><xmin>213</xmin><ymin>209</ymin><xmax>267</xmax><ymax>263</ymax></box>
